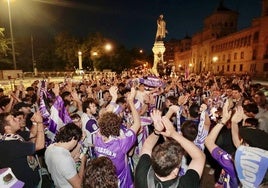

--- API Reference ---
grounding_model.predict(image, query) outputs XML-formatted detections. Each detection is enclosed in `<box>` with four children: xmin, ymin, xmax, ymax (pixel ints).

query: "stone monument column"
<box><xmin>151</xmin><ymin>14</ymin><xmax>167</xmax><ymax>76</ymax></box>
<box><xmin>152</xmin><ymin>41</ymin><xmax>166</xmax><ymax>76</ymax></box>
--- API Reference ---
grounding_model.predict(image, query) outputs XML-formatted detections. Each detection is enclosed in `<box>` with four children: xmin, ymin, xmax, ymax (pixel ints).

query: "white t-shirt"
<box><xmin>45</xmin><ymin>144</ymin><xmax>77</xmax><ymax>188</ymax></box>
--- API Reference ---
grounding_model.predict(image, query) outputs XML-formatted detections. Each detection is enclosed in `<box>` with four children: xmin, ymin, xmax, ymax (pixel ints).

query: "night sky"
<box><xmin>0</xmin><ymin>0</ymin><xmax>262</xmax><ymax>52</ymax></box>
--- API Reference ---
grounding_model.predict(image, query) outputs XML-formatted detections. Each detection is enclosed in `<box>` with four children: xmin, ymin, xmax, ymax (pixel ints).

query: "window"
<box><xmin>227</xmin><ymin>65</ymin><xmax>230</xmax><ymax>71</ymax></box>
<box><xmin>223</xmin><ymin>54</ymin><xmax>226</xmax><ymax>61</ymax></box>
<box><xmin>234</xmin><ymin>53</ymin><xmax>237</xmax><ymax>60</ymax></box>
<box><xmin>250</xmin><ymin>64</ymin><xmax>256</xmax><ymax>72</ymax></box>
<box><xmin>241</xmin><ymin>52</ymin><xmax>244</xmax><ymax>59</ymax></box>
<box><xmin>253</xmin><ymin>32</ymin><xmax>259</xmax><ymax>43</ymax></box>
<box><xmin>248</xmin><ymin>35</ymin><xmax>251</xmax><ymax>46</ymax></box>
<box><xmin>252</xmin><ymin>49</ymin><xmax>257</xmax><ymax>60</ymax></box>
<box><xmin>264</xmin><ymin>63</ymin><xmax>268</xmax><ymax>72</ymax></box>
<box><xmin>233</xmin><ymin>65</ymin><xmax>236</xmax><ymax>72</ymax></box>
<box><xmin>240</xmin><ymin>64</ymin><xmax>243</xmax><ymax>71</ymax></box>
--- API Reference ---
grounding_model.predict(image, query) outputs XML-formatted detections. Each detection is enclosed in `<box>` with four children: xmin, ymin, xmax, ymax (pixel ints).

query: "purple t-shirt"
<box><xmin>211</xmin><ymin>147</ymin><xmax>239</xmax><ymax>188</ymax></box>
<box><xmin>94</xmin><ymin>127</ymin><xmax>136</xmax><ymax>188</ymax></box>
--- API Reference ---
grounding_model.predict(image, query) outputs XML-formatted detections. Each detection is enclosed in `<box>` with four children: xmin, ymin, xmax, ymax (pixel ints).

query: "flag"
<box><xmin>39</xmin><ymin>81</ymin><xmax>72</xmax><ymax>145</ymax></box>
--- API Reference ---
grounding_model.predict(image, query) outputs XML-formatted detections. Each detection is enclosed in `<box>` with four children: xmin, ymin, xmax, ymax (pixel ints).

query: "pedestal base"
<box><xmin>152</xmin><ymin>41</ymin><xmax>166</xmax><ymax>76</ymax></box>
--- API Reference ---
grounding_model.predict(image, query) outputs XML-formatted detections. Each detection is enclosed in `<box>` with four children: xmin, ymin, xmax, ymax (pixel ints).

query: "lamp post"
<box><xmin>92</xmin><ymin>51</ymin><xmax>98</xmax><ymax>71</ymax></box>
<box><xmin>78</xmin><ymin>51</ymin><xmax>82</xmax><ymax>70</ymax></box>
<box><xmin>7</xmin><ymin>0</ymin><xmax>16</xmax><ymax>70</ymax></box>
<box><xmin>104</xmin><ymin>43</ymin><xmax>112</xmax><ymax>52</ymax></box>
<box><xmin>212</xmin><ymin>56</ymin><xmax>218</xmax><ymax>73</ymax></box>
<box><xmin>189</xmin><ymin>63</ymin><xmax>193</xmax><ymax>73</ymax></box>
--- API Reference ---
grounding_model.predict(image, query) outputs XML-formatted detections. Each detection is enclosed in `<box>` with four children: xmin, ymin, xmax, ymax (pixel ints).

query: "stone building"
<box><xmin>169</xmin><ymin>0</ymin><xmax>268</xmax><ymax>79</ymax></box>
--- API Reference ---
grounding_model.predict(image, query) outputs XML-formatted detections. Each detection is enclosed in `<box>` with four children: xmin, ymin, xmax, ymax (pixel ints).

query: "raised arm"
<box><xmin>231</xmin><ymin>106</ymin><xmax>244</xmax><ymax>148</ymax></box>
<box><xmin>106</xmin><ymin>86</ymin><xmax>118</xmax><ymax>112</ymax></box>
<box><xmin>30</xmin><ymin>111</ymin><xmax>45</xmax><ymax>151</ymax></box>
<box><xmin>140</xmin><ymin>109</ymin><xmax>164</xmax><ymax>156</ymax></box>
<box><xmin>164</xmin><ymin>104</ymin><xmax>179</xmax><ymax>119</ymax></box>
<box><xmin>161</xmin><ymin>116</ymin><xmax>205</xmax><ymax>178</ymax></box>
<box><xmin>205</xmin><ymin>123</ymin><xmax>225</xmax><ymax>153</ymax></box>
<box><xmin>128</xmin><ymin>87</ymin><xmax>141</xmax><ymax>134</ymax></box>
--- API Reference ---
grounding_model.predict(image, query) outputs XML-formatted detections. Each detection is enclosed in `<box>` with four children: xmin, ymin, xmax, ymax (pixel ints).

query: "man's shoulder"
<box><xmin>178</xmin><ymin>169</ymin><xmax>200</xmax><ymax>187</ymax></box>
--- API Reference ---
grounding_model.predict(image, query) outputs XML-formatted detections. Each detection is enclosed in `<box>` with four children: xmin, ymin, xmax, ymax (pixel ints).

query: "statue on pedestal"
<box><xmin>151</xmin><ymin>14</ymin><xmax>168</xmax><ymax>76</ymax></box>
<box><xmin>155</xmin><ymin>14</ymin><xmax>168</xmax><ymax>41</ymax></box>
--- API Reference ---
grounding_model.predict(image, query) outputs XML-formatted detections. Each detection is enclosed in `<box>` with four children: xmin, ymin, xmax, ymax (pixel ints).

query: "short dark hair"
<box><xmin>189</xmin><ymin>103</ymin><xmax>200</xmax><ymax>118</ymax></box>
<box><xmin>83</xmin><ymin>156</ymin><xmax>118</xmax><ymax>188</ymax></box>
<box><xmin>151</xmin><ymin>139</ymin><xmax>184</xmax><ymax>177</ymax></box>
<box><xmin>181</xmin><ymin>120</ymin><xmax>198</xmax><ymax>141</ymax></box>
<box><xmin>55</xmin><ymin>123</ymin><xmax>82</xmax><ymax>143</ymax></box>
<box><xmin>166</xmin><ymin>96</ymin><xmax>178</xmax><ymax>105</ymax></box>
<box><xmin>13</xmin><ymin>111</ymin><xmax>25</xmax><ymax>118</ymax></box>
<box><xmin>0</xmin><ymin>113</ymin><xmax>10</xmax><ymax>134</ymax></box>
<box><xmin>116</xmin><ymin>97</ymin><xmax>126</xmax><ymax>105</ymax></box>
<box><xmin>82</xmin><ymin>98</ymin><xmax>97</xmax><ymax>113</ymax></box>
<box><xmin>0</xmin><ymin>97</ymin><xmax>11</xmax><ymax>108</ymax></box>
<box><xmin>244</xmin><ymin>118</ymin><xmax>259</xmax><ymax>127</ymax></box>
<box><xmin>231</xmin><ymin>84</ymin><xmax>242</xmax><ymax>92</ymax></box>
<box><xmin>102</xmin><ymin>90</ymin><xmax>109</xmax><ymax>95</ymax></box>
<box><xmin>98</xmin><ymin>112</ymin><xmax>121</xmax><ymax>137</ymax></box>
<box><xmin>243</xmin><ymin>103</ymin><xmax>259</xmax><ymax>114</ymax></box>
<box><xmin>70</xmin><ymin>113</ymin><xmax>81</xmax><ymax>120</ymax></box>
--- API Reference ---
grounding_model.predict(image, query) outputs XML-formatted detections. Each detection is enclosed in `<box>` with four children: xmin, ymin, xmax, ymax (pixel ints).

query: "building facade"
<box><xmin>170</xmin><ymin>0</ymin><xmax>268</xmax><ymax>79</ymax></box>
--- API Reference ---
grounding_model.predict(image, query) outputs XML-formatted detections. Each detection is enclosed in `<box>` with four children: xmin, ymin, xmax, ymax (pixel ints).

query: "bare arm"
<box><xmin>128</xmin><ymin>87</ymin><xmax>141</xmax><ymax>134</ymax></box>
<box><xmin>231</xmin><ymin>106</ymin><xmax>244</xmax><ymax>148</ymax></box>
<box><xmin>30</xmin><ymin>111</ymin><xmax>45</xmax><ymax>151</ymax></box>
<box><xmin>205</xmin><ymin>123</ymin><xmax>225</xmax><ymax>153</ymax></box>
<box><xmin>141</xmin><ymin>109</ymin><xmax>164</xmax><ymax>156</ymax></box>
<box><xmin>68</xmin><ymin>155</ymin><xmax>87</xmax><ymax>188</ymax></box>
<box><xmin>161</xmin><ymin>117</ymin><xmax>205</xmax><ymax>178</ymax></box>
<box><xmin>164</xmin><ymin>105</ymin><xmax>178</xmax><ymax>119</ymax></box>
<box><xmin>106</xmin><ymin>86</ymin><xmax>118</xmax><ymax>112</ymax></box>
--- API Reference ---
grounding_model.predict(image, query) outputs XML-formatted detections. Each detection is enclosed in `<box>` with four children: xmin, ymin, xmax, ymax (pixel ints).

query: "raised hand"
<box><xmin>231</xmin><ymin>106</ymin><xmax>243</xmax><ymax>124</ymax></box>
<box><xmin>127</xmin><ymin>87</ymin><xmax>136</xmax><ymax>102</ymax></box>
<box><xmin>109</xmin><ymin>86</ymin><xmax>118</xmax><ymax>99</ymax></box>
<box><xmin>52</xmin><ymin>83</ymin><xmax>60</xmax><ymax>96</ymax></box>
<box><xmin>150</xmin><ymin>109</ymin><xmax>164</xmax><ymax>131</ymax></box>
<box><xmin>160</xmin><ymin>116</ymin><xmax>176</xmax><ymax>138</ymax></box>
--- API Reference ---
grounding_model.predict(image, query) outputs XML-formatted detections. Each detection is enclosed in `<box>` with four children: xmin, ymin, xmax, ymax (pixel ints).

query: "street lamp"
<box><xmin>78</xmin><ymin>51</ymin><xmax>82</xmax><ymax>70</ymax></box>
<box><xmin>104</xmin><ymin>43</ymin><xmax>112</xmax><ymax>51</ymax></box>
<box><xmin>212</xmin><ymin>56</ymin><xmax>218</xmax><ymax>63</ymax></box>
<box><xmin>7</xmin><ymin>0</ymin><xmax>16</xmax><ymax>70</ymax></box>
<box><xmin>92</xmin><ymin>51</ymin><xmax>98</xmax><ymax>71</ymax></box>
<box><xmin>212</xmin><ymin>56</ymin><xmax>218</xmax><ymax>73</ymax></box>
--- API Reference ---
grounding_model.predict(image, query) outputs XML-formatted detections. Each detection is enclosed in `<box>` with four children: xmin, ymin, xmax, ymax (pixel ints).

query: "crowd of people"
<box><xmin>0</xmin><ymin>70</ymin><xmax>267</xmax><ymax>188</ymax></box>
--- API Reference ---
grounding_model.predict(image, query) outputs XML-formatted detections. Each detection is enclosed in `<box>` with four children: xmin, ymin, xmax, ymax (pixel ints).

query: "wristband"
<box><xmin>153</xmin><ymin>129</ymin><xmax>161</xmax><ymax>136</ymax></box>
<box><xmin>110</xmin><ymin>101</ymin><xmax>116</xmax><ymax>106</ymax></box>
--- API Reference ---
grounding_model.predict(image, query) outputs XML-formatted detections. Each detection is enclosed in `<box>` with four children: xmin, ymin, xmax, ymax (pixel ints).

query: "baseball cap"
<box><xmin>239</xmin><ymin>126</ymin><xmax>268</xmax><ymax>150</ymax></box>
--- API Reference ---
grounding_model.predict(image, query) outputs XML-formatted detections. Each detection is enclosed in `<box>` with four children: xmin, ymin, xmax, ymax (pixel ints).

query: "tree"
<box><xmin>0</xmin><ymin>28</ymin><xmax>13</xmax><ymax>69</ymax></box>
<box><xmin>55</xmin><ymin>32</ymin><xmax>79</xmax><ymax>70</ymax></box>
<box><xmin>0</xmin><ymin>28</ymin><xmax>10</xmax><ymax>56</ymax></box>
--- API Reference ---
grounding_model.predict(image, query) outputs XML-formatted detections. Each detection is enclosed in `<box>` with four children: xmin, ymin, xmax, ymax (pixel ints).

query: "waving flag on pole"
<box><xmin>39</xmin><ymin>81</ymin><xmax>72</xmax><ymax>145</ymax></box>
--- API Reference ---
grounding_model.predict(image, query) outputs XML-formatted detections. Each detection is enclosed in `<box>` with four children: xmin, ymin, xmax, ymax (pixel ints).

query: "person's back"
<box><xmin>135</xmin><ymin>111</ymin><xmax>205</xmax><ymax>188</ymax></box>
<box><xmin>45</xmin><ymin>123</ymin><xmax>86</xmax><ymax>188</ymax></box>
<box><xmin>94</xmin><ymin>87</ymin><xmax>141</xmax><ymax>188</ymax></box>
<box><xmin>94</xmin><ymin>114</ymin><xmax>136</xmax><ymax>188</ymax></box>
